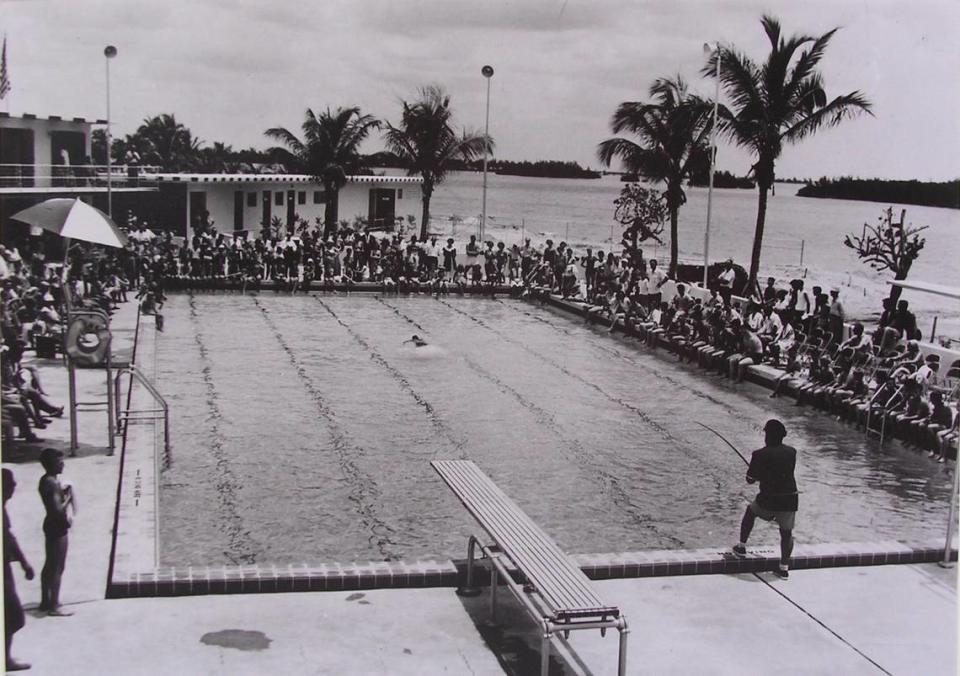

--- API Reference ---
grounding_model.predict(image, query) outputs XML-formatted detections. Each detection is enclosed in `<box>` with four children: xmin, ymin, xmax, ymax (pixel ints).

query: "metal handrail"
<box><xmin>0</xmin><ymin>162</ymin><xmax>161</xmax><ymax>189</ymax></box>
<box><xmin>863</xmin><ymin>383</ymin><xmax>892</xmax><ymax>437</ymax></box>
<box><xmin>877</xmin><ymin>384</ymin><xmax>906</xmax><ymax>444</ymax></box>
<box><xmin>114</xmin><ymin>364</ymin><xmax>171</xmax><ymax>469</ymax></box>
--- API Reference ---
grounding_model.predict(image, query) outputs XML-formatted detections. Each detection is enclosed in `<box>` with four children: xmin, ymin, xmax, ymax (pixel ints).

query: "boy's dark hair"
<box><xmin>39</xmin><ymin>447</ymin><xmax>63</xmax><ymax>471</ymax></box>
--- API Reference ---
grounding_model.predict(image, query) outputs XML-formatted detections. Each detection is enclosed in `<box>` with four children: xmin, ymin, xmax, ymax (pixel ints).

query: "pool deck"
<box><xmin>2</xmin><ymin>293</ymin><xmax>957</xmax><ymax>674</ymax></box>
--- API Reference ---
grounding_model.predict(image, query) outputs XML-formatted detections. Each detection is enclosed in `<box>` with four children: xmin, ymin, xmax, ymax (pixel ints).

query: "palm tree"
<box><xmin>265</xmin><ymin>107</ymin><xmax>380</xmax><ymax>237</ymax></box>
<box><xmin>383</xmin><ymin>86</ymin><xmax>490</xmax><ymax>240</ymax></box>
<box><xmin>597</xmin><ymin>76</ymin><xmax>713</xmax><ymax>276</ymax></box>
<box><xmin>198</xmin><ymin>142</ymin><xmax>236</xmax><ymax>173</ymax></box>
<box><xmin>134</xmin><ymin>114</ymin><xmax>203</xmax><ymax>171</ymax></box>
<box><xmin>705</xmin><ymin>15</ymin><xmax>872</xmax><ymax>289</ymax></box>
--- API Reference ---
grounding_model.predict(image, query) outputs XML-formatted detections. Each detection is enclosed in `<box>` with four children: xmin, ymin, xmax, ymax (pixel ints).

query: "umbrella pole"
<box><xmin>63</xmin><ymin>237</ymin><xmax>79</xmax><ymax>456</ymax></box>
<box><xmin>68</xmin><ymin>361</ymin><xmax>78</xmax><ymax>457</ymax></box>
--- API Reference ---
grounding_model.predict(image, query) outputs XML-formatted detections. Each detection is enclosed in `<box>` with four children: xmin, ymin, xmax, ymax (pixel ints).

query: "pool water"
<box><xmin>157</xmin><ymin>294</ymin><xmax>953</xmax><ymax>567</ymax></box>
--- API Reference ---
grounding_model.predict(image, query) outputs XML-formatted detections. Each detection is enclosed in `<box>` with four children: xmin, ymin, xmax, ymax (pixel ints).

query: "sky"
<box><xmin>2</xmin><ymin>0</ymin><xmax>958</xmax><ymax>181</ymax></box>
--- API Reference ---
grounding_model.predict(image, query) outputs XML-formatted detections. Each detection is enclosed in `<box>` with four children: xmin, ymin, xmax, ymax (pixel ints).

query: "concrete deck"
<box><xmin>1</xmin><ymin>293</ymin><xmax>957</xmax><ymax>674</ymax></box>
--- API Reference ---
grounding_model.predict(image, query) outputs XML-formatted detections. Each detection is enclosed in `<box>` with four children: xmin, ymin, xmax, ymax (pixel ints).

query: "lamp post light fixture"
<box><xmin>480</xmin><ymin>65</ymin><xmax>494</xmax><ymax>243</ymax></box>
<box><xmin>702</xmin><ymin>42</ymin><xmax>721</xmax><ymax>288</ymax></box>
<box><xmin>104</xmin><ymin>45</ymin><xmax>117</xmax><ymax>218</ymax></box>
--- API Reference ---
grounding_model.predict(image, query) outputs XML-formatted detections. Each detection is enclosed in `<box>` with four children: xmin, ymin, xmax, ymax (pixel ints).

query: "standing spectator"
<box><xmin>3</xmin><ymin>468</ymin><xmax>34</xmax><ymax>671</ymax></box>
<box><xmin>519</xmin><ymin>238</ymin><xmax>535</xmax><ymax>279</ymax></box>
<box><xmin>425</xmin><ymin>236</ymin><xmax>441</xmax><ymax>276</ymax></box>
<box><xmin>442</xmin><ymin>238</ymin><xmax>457</xmax><ymax>275</ymax></box>
<box><xmin>717</xmin><ymin>261</ymin><xmax>736</xmax><ymax>304</ymax></box>
<box><xmin>648</xmin><ymin>259</ymin><xmax>666</xmax><ymax>306</ymax></box>
<box><xmin>827</xmin><ymin>288</ymin><xmax>845</xmax><ymax>342</ymax></box>
<box><xmin>38</xmin><ymin>448</ymin><xmax>74</xmax><ymax>616</ymax></box>
<box><xmin>464</xmin><ymin>235</ymin><xmax>482</xmax><ymax>280</ymax></box>
<box><xmin>762</xmin><ymin>277</ymin><xmax>777</xmax><ymax>306</ymax></box>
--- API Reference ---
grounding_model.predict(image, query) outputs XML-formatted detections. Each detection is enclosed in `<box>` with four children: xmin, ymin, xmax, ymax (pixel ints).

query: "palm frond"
<box><xmin>781</xmin><ymin>91</ymin><xmax>873</xmax><ymax>143</ymax></box>
<box><xmin>782</xmin><ymin>28</ymin><xmax>838</xmax><ymax>103</ymax></box>
<box><xmin>263</xmin><ymin>127</ymin><xmax>307</xmax><ymax>158</ymax></box>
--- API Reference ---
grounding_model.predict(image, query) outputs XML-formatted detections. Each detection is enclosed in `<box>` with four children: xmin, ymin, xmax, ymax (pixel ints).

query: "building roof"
<box><xmin>0</xmin><ymin>112</ymin><xmax>107</xmax><ymax>125</ymax></box>
<box><xmin>152</xmin><ymin>173</ymin><xmax>422</xmax><ymax>185</ymax></box>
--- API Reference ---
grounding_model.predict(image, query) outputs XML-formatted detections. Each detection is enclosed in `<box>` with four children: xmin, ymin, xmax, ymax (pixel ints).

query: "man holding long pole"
<box><xmin>731</xmin><ymin>419</ymin><xmax>798</xmax><ymax>579</ymax></box>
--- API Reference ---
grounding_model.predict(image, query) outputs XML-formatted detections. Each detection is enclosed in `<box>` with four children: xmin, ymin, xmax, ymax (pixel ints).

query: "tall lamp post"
<box><xmin>702</xmin><ymin>42</ymin><xmax>721</xmax><ymax>288</ymax></box>
<box><xmin>104</xmin><ymin>45</ymin><xmax>117</xmax><ymax>218</ymax></box>
<box><xmin>480</xmin><ymin>65</ymin><xmax>494</xmax><ymax>243</ymax></box>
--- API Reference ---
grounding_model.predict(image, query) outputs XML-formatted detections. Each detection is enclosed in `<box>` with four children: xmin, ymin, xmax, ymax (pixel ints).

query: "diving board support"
<box><xmin>432</xmin><ymin>459</ymin><xmax>628</xmax><ymax>676</ymax></box>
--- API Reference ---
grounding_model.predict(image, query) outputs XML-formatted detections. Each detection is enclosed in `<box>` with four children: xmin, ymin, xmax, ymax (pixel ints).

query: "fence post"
<box><xmin>799</xmin><ymin>239</ymin><xmax>804</xmax><ymax>267</ymax></box>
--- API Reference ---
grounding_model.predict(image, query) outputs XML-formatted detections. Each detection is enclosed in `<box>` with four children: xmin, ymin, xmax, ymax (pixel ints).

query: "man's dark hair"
<box><xmin>764</xmin><ymin>419</ymin><xmax>787</xmax><ymax>442</ymax></box>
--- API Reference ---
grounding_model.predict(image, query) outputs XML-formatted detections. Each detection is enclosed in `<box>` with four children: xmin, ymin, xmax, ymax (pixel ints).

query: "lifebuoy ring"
<box><xmin>65</xmin><ymin>312</ymin><xmax>111</xmax><ymax>366</ymax></box>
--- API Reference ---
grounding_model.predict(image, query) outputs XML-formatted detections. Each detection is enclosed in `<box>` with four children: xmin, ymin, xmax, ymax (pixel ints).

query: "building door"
<box><xmin>286</xmin><ymin>189</ymin><xmax>296</xmax><ymax>233</ymax></box>
<box><xmin>50</xmin><ymin>131</ymin><xmax>86</xmax><ymax>187</ymax></box>
<box><xmin>189</xmin><ymin>191</ymin><xmax>207</xmax><ymax>232</ymax></box>
<box><xmin>262</xmin><ymin>190</ymin><xmax>271</xmax><ymax>233</ymax></box>
<box><xmin>368</xmin><ymin>188</ymin><xmax>396</xmax><ymax>230</ymax></box>
<box><xmin>233</xmin><ymin>191</ymin><xmax>244</xmax><ymax>232</ymax></box>
<box><xmin>0</xmin><ymin>127</ymin><xmax>35</xmax><ymax>187</ymax></box>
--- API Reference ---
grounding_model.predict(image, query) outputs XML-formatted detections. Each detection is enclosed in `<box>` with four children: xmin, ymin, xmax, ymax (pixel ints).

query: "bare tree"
<box><xmin>843</xmin><ymin>207</ymin><xmax>927</xmax><ymax>303</ymax></box>
<box><xmin>613</xmin><ymin>183</ymin><xmax>667</xmax><ymax>264</ymax></box>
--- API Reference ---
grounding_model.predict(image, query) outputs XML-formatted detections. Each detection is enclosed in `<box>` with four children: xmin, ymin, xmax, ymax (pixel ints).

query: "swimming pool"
<box><xmin>157</xmin><ymin>294</ymin><xmax>953</xmax><ymax>567</ymax></box>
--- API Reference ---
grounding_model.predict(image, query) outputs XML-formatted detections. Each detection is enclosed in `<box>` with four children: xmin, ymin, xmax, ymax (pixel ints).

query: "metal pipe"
<box><xmin>540</xmin><ymin>631</ymin><xmax>551</xmax><ymax>676</ymax></box>
<box><xmin>703</xmin><ymin>43</ymin><xmax>721</xmax><ymax>288</ymax></box>
<box><xmin>458</xmin><ymin>535</ymin><xmax>482</xmax><ymax>596</ymax></box>
<box><xmin>68</xmin><ymin>360</ymin><xmax>78</xmax><ymax>455</ymax></box>
<box><xmin>104</xmin><ymin>46</ymin><xmax>117</xmax><ymax>217</ymax></box>
<box><xmin>481</xmin><ymin>66</ymin><xmax>494</xmax><ymax>243</ymax></box>
<box><xmin>105</xmin><ymin>353</ymin><xmax>115</xmax><ymax>455</ymax></box>
<box><xmin>943</xmin><ymin>435</ymin><xmax>960</xmax><ymax>567</ymax></box>
<box><xmin>618</xmin><ymin>621</ymin><xmax>630</xmax><ymax>676</ymax></box>
<box><xmin>489</xmin><ymin>563</ymin><xmax>498</xmax><ymax>621</ymax></box>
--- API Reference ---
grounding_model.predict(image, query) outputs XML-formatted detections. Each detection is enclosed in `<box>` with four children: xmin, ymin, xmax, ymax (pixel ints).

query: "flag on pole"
<box><xmin>0</xmin><ymin>36</ymin><xmax>10</xmax><ymax>100</ymax></box>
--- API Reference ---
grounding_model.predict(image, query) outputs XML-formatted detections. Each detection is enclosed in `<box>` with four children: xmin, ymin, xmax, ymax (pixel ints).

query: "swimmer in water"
<box><xmin>403</xmin><ymin>335</ymin><xmax>429</xmax><ymax>347</ymax></box>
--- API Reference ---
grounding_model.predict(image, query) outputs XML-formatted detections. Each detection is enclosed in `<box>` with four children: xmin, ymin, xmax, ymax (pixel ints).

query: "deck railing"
<box><xmin>0</xmin><ymin>163</ymin><xmax>161</xmax><ymax>189</ymax></box>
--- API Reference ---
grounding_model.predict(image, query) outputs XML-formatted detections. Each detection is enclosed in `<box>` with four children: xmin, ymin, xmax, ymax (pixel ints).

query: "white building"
<box><xmin>149</xmin><ymin>173</ymin><xmax>423</xmax><ymax>238</ymax></box>
<box><xmin>0</xmin><ymin>112</ymin><xmax>156</xmax><ymax>227</ymax></box>
<box><xmin>0</xmin><ymin>112</ymin><xmax>424</xmax><ymax>241</ymax></box>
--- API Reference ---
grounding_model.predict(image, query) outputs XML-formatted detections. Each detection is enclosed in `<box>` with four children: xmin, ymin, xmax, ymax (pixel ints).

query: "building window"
<box><xmin>298</xmin><ymin>191</ymin><xmax>306</xmax><ymax>205</ymax></box>
<box><xmin>247</xmin><ymin>192</ymin><xmax>257</xmax><ymax>207</ymax></box>
<box><xmin>398</xmin><ymin>189</ymin><xmax>403</xmax><ymax>199</ymax></box>
<box><xmin>275</xmin><ymin>191</ymin><xmax>284</xmax><ymax>206</ymax></box>
<box><xmin>313</xmin><ymin>190</ymin><xmax>325</xmax><ymax>204</ymax></box>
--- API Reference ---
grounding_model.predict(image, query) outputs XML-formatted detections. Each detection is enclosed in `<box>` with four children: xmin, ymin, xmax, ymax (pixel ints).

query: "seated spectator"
<box><xmin>922</xmin><ymin>392</ymin><xmax>954</xmax><ymax>459</ymax></box>
<box><xmin>891</xmin><ymin>300</ymin><xmax>919</xmax><ymax>341</ymax></box>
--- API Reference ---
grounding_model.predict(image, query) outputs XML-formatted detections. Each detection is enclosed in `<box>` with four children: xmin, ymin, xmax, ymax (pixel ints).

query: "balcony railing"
<box><xmin>0</xmin><ymin>163</ymin><xmax>161</xmax><ymax>190</ymax></box>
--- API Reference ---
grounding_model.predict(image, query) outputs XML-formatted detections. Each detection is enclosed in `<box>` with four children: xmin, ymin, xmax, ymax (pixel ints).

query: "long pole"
<box><xmin>943</xmin><ymin>435</ymin><xmax>960</xmax><ymax>567</ymax></box>
<box><xmin>695</xmin><ymin>420</ymin><xmax>749</xmax><ymax>466</ymax></box>
<box><xmin>481</xmin><ymin>71</ymin><xmax>492</xmax><ymax>243</ymax></box>
<box><xmin>702</xmin><ymin>46</ymin><xmax>721</xmax><ymax>288</ymax></box>
<box><xmin>105</xmin><ymin>55</ymin><xmax>112</xmax><ymax>217</ymax></box>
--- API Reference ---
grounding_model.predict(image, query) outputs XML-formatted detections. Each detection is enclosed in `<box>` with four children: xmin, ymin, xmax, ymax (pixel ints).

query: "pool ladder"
<box><xmin>114</xmin><ymin>364</ymin><xmax>171</xmax><ymax>469</ymax></box>
<box><xmin>864</xmin><ymin>383</ymin><xmax>905</xmax><ymax>445</ymax></box>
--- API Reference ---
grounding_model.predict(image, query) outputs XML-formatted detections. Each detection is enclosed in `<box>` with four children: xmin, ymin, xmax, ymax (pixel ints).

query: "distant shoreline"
<box><xmin>796</xmin><ymin>178</ymin><xmax>960</xmax><ymax>210</ymax></box>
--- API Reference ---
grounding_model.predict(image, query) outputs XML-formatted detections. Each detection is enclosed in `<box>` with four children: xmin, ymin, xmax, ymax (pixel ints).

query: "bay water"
<box><xmin>422</xmin><ymin>171</ymin><xmax>960</xmax><ymax>340</ymax></box>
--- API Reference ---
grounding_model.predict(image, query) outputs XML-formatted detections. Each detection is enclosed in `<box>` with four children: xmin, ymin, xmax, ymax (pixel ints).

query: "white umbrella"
<box><xmin>10</xmin><ymin>198</ymin><xmax>128</xmax><ymax>248</ymax></box>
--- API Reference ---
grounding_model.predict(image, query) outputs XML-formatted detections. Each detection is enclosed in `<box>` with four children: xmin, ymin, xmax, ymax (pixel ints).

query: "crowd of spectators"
<box><xmin>566</xmin><ymin>256</ymin><xmax>957</xmax><ymax>463</ymax></box>
<box><xmin>1</xmin><ymin>214</ymin><xmax>957</xmax><ymax>459</ymax></box>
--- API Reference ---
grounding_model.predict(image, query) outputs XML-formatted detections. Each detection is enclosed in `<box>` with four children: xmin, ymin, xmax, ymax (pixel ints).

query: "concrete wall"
<box><xmin>0</xmin><ymin>115</ymin><xmax>95</xmax><ymax>186</ymax></box>
<box><xmin>179</xmin><ymin>179</ymin><xmax>423</xmax><ymax>238</ymax></box>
